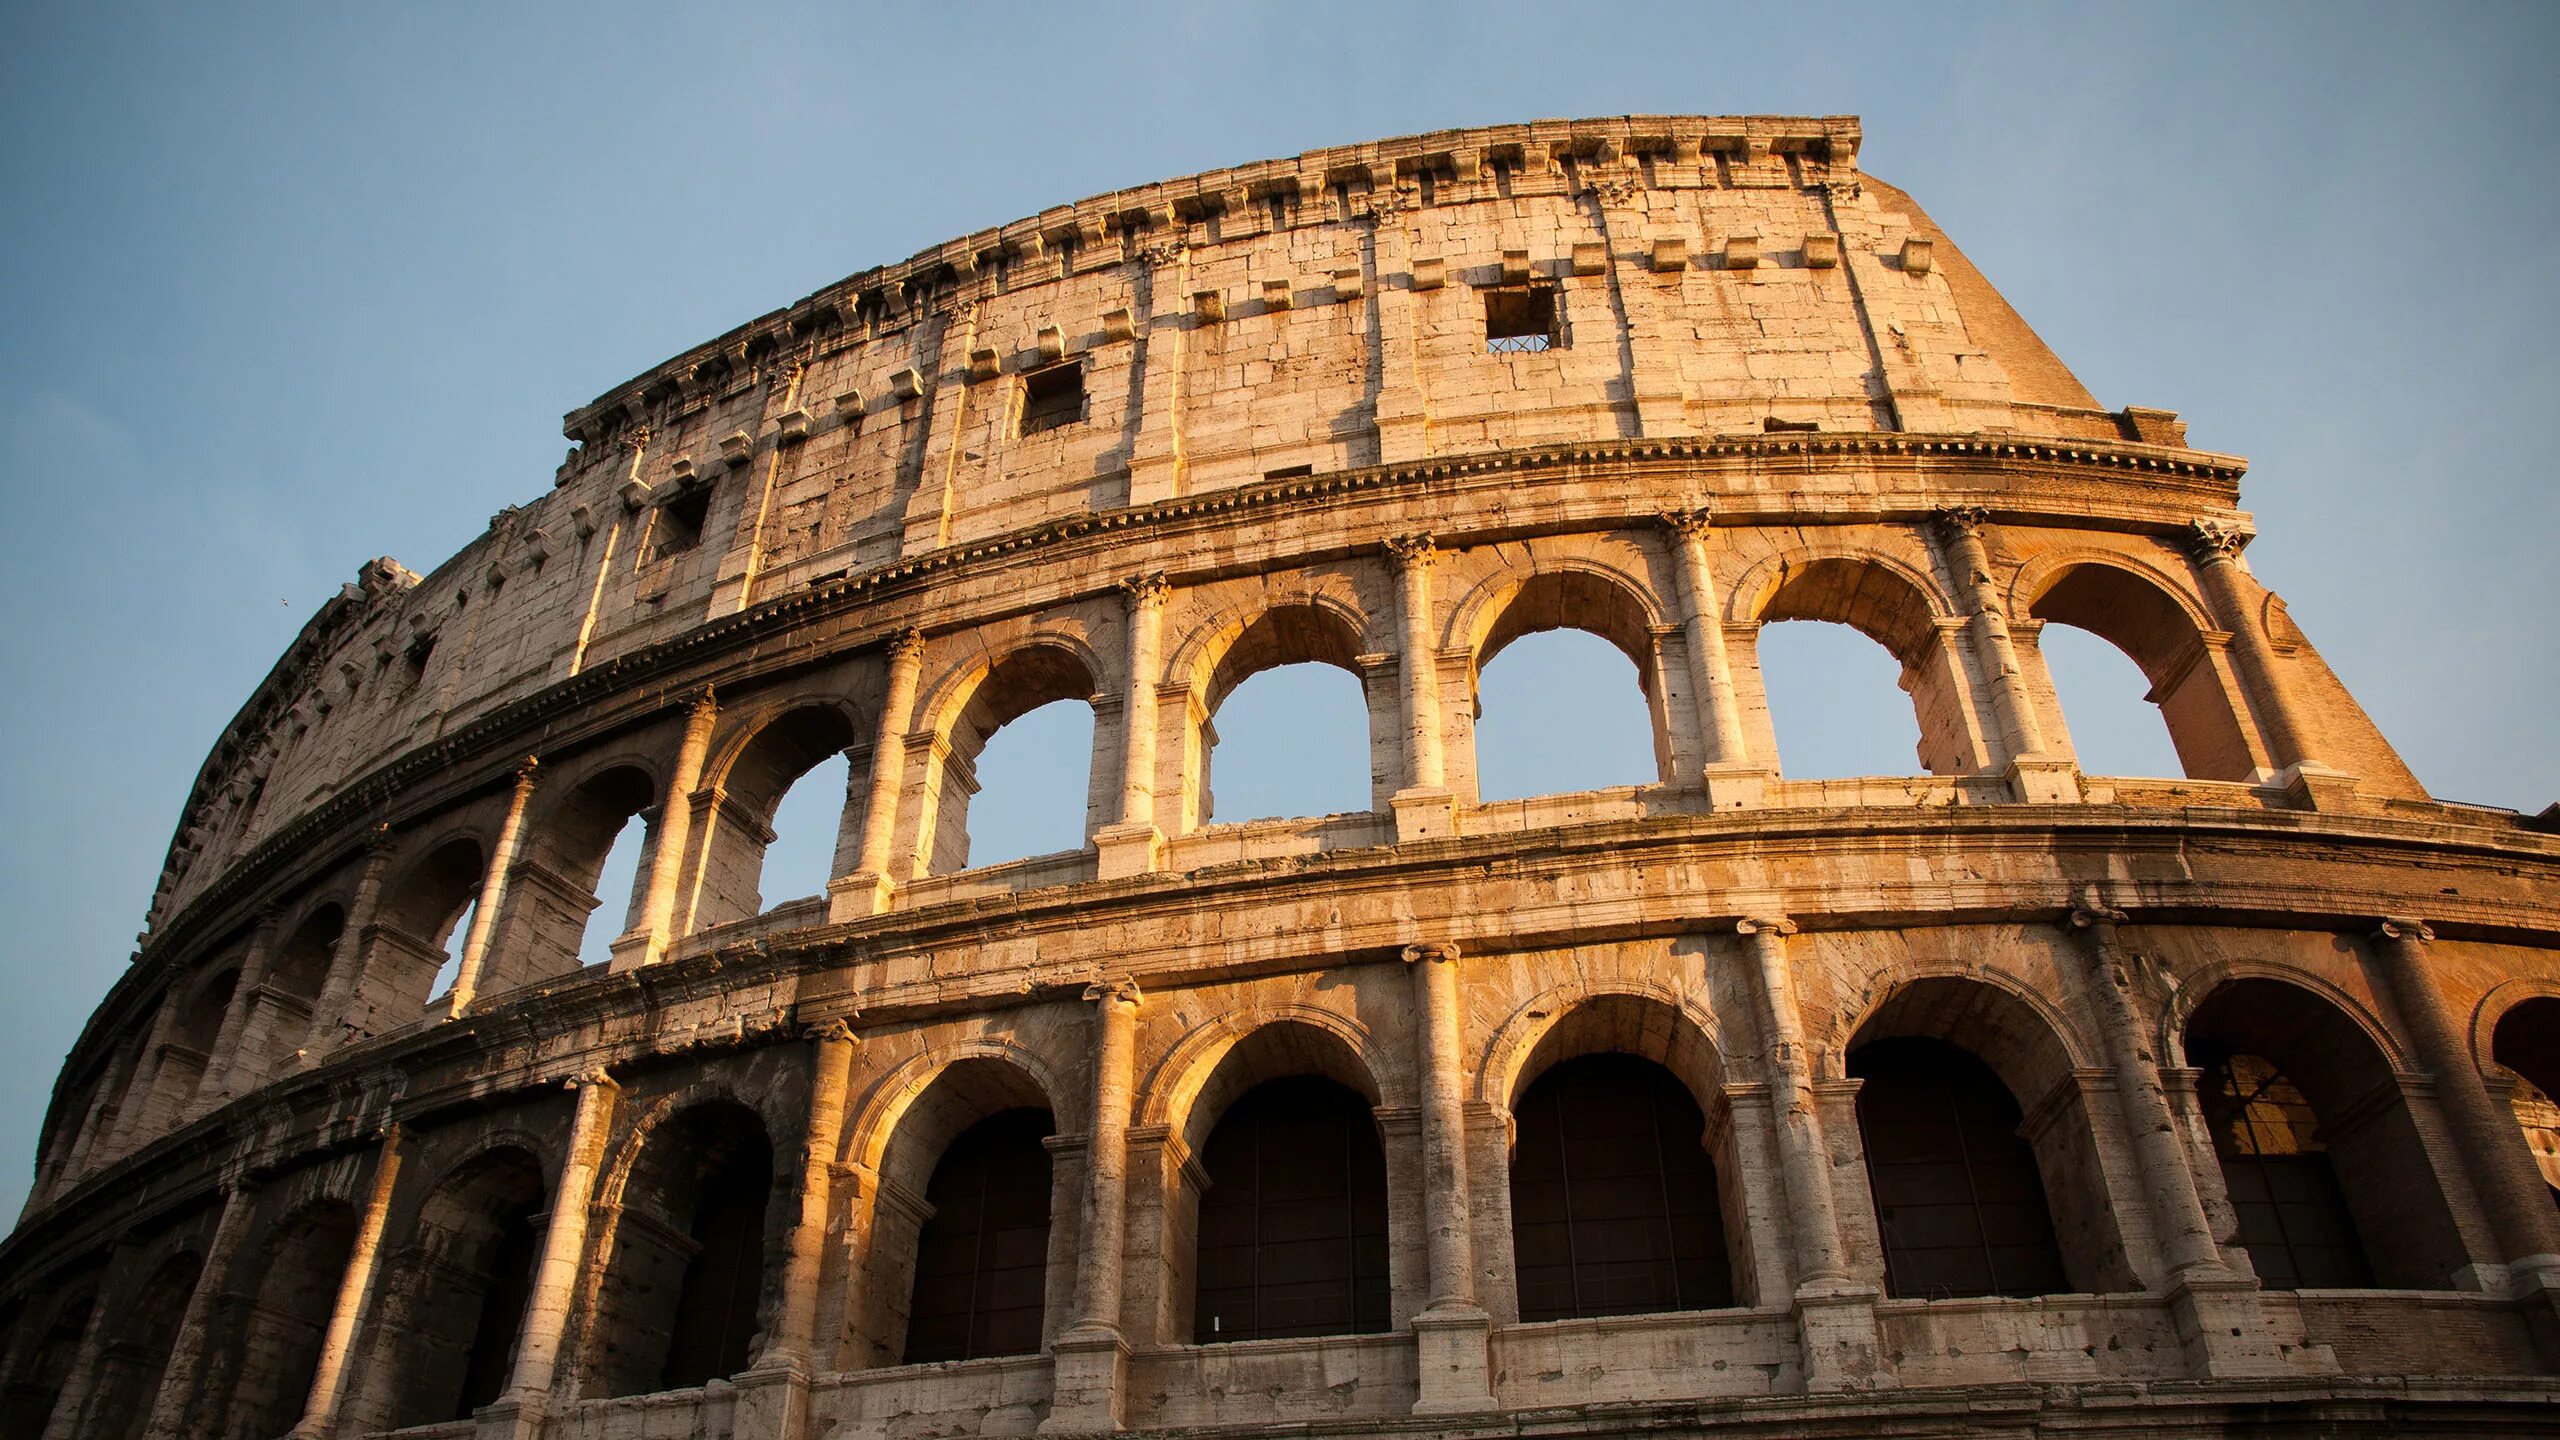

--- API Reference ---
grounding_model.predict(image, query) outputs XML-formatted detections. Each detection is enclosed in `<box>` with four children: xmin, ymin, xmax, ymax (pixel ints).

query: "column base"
<box><xmin>1633</xmin><ymin>390</ymin><xmax>1688</xmax><ymax>437</ymax></box>
<box><xmin>1793</xmin><ymin>1284</ymin><xmax>1889</xmax><ymax>1392</ymax></box>
<box><xmin>2004</xmin><ymin>754</ymin><xmax>2083</xmax><ymax>804</ymax></box>
<box><xmin>1390</xmin><ymin>787</ymin><xmax>1459</xmax><ymax>843</ymax></box>
<box><xmin>1093</xmin><ymin>822</ymin><xmax>1165</xmax><ymax>880</ymax></box>
<box><xmin>2165</xmin><ymin>1268</ymin><xmax>2337</xmax><ymax>1378</ymax></box>
<box><xmin>2272</xmin><ymin>761</ymin><xmax>2361</xmax><ymax>812</ymax></box>
<box><xmin>470</xmin><ymin>1391</ymin><xmax>548</xmax><ymax>1440</ymax></box>
<box><xmin>2504</xmin><ymin>1255</ymin><xmax>2560</xmax><ymax>1370</ymax></box>
<box><xmin>605</xmin><ymin>927</ymin><xmax>658</xmax><ymax>973</ymax></box>
<box><xmin>730</xmin><ymin>1359</ymin><xmax>812</xmax><ymax>1440</ymax></box>
<box><xmin>1701</xmin><ymin>763</ymin><xmax>1776</xmax><ymax>811</ymax></box>
<box><xmin>1410</xmin><ymin>1305</ymin><xmax>1498</xmax><ymax>1414</ymax></box>
<box><xmin>1040</xmin><ymin>1327</ymin><xmax>1130</xmax><ymax>1433</ymax></box>
<box><xmin>1377</xmin><ymin>411</ymin><xmax>1429</xmax><ymax>465</ymax></box>
<box><xmin>826</xmin><ymin>870</ymin><xmax>897</xmax><ymax>922</ymax></box>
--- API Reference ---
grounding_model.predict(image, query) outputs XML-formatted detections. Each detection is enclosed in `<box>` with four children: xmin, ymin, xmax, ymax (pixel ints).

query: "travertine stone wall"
<box><xmin>7</xmin><ymin>118</ymin><xmax>2557</xmax><ymax>1440</ymax></box>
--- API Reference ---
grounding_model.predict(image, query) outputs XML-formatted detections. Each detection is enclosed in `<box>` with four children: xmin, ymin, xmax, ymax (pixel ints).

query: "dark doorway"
<box><xmin>1850</xmin><ymin>1036</ymin><xmax>2068</xmax><ymax>1299</ymax></box>
<box><xmin>1510</xmin><ymin>1053</ymin><xmax>1733</xmax><ymax>1321</ymax></box>
<box><xmin>1193</xmin><ymin>1076</ymin><xmax>1390</xmax><ymax>1342</ymax></box>
<box><xmin>2196</xmin><ymin>1050</ymin><xmax>2375</xmax><ymax>1289</ymax></box>
<box><xmin>904</xmin><ymin>1108</ymin><xmax>1056</xmax><ymax>1363</ymax></box>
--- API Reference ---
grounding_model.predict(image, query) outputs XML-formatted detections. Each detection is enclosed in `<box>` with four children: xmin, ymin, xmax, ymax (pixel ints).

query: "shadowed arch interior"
<box><xmin>81</xmin><ymin>1249</ymin><xmax>202</xmax><ymax>1440</ymax></box>
<box><xmin>370</xmin><ymin>1146</ymin><xmax>548</xmax><ymax>1430</ymax></box>
<box><xmin>215</xmin><ymin>1200</ymin><xmax>358</xmax><ymax>1440</ymax></box>
<box><xmin>502</xmin><ymin>764</ymin><xmax>655</xmax><ymax>987</ymax></box>
<box><xmin>2</xmin><ymin>1288</ymin><xmax>94</xmax><ymax>1438</ymax></box>
<box><xmin>904</xmin><ymin>1108</ymin><xmax>1057</xmax><ymax>1363</ymax></box>
<box><xmin>586</xmin><ymin>1100</ymin><xmax>776</xmax><ymax>1396</ymax></box>
<box><xmin>2492</xmin><ymin>997</ymin><xmax>2560</xmax><ymax>1197</ymax></box>
<box><xmin>2184</xmin><ymin>978</ymin><xmax>2462</xmax><ymax>1288</ymax></box>
<box><xmin>368</xmin><ymin>836</ymin><xmax>485</xmax><ymax>1027</ymax></box>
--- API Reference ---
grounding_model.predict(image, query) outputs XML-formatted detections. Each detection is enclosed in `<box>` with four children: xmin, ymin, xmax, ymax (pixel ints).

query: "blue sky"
<box><xmin>2</xmin><ymin>2</ymin><xmax>2553</xmax><ymax>1222</ymax></box>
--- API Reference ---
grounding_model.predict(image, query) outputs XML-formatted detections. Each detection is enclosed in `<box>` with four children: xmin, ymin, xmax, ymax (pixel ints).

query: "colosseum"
<box><xmin>6</xmin><ymin>114</ymin><xmax>2558</xmax><ymax>1440</ymax></box>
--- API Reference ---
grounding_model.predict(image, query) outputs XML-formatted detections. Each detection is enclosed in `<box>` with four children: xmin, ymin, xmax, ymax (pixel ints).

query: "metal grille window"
<box><xmin>1194</xmin><ymin>1076</ymin><xmax>1390</xmax><ymax>1342</ymax></box>
<box><xmin>2199</xmin><ymin>1051</ymin><xmax>2375</xmax><ymax>1289</ymax></box>
<box><xmin>1851</xmin><ymin>1037</ymin><xmax>2069</xmax><ymax>1300</ymax></box>
<box><xmin>904</xmin><ymin>1109</ymin><xmax>1055</xmax><ymax>1363</ymax></box>
<box><xmin>1510</xmin><ymin>1054</ymin><xmax>1734</xmax><ymax>1322</ymax></box>
<box><xmin>1017</xmin><ymin>362</ymin><xmax>1086</xmax><ymax>436</ymax></box>
<box><xmin>1484</xmin><ymin>285</ymin><xmax>1558</xmax><ymax>354</ymax></box>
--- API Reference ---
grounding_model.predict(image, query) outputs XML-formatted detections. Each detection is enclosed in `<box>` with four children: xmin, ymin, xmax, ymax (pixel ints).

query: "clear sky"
<box><xmin>2</xmin><ymin>3</ymin><xmax>2553</xmax><ymax>1223</ymax></box>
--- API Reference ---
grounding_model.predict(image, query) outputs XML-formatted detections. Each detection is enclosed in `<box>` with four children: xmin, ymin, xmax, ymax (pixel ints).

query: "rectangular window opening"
<box><xmin>1485</xmin><ymin>285</ymin><xmax>1558</xmax><ymax>355</ymax></box>
<box><xmin>653</xmin><ymin>485</ymin><xmax>712</xmax><ymax>558</ymax></box>
<box><xmin>1018</xmin><ymin>361</ymin><xmax>1086</xmax><ymax>436</ymax></box>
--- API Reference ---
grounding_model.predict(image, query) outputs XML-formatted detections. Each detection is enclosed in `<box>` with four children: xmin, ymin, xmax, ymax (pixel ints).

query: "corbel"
<box><xmin>1899</xmin><ymin>237</ymin><xmax>1935</xmax><ymax>275</ymax></box>
<box><xmin>1803</xmin><ymin>233</ymin><xmax>1841</xmax><ymax>269</ymax></box>
<box><xmin>967</xmin><ymin>346</ymin><xmax>1001</xmax><ymax>383</ymax></box>
<box><xmin>1101</xmin><ymin>308</ymin><xmax>1135</xmax><ymax>344</ymax></box>
<box><xmin>665</xmin><ymin>455</ymin><xmax>699</xmax><ymax>486</ymax></box>
<box><xmin>1193</xmin><ymin>288</ymin><xmax>1225</xmax><ymax>323</ymax></box>
<box><xmin>1332</xmin><ymin>266</ymin><xmax>1364</xmax><ymax>302</ymax></box>
<box><xmin>1036</xmin><ymin>324</ymin><xmax>1066</xmax><ymax>362</ymax></box>
<box><xmin>889</xmin><ymin>367</ymin><xmax>924</xmax><ymax>400</ymax></box>
<box><xmin>1500</xmin><ymin>248</ymin><xmax>1532</xmax><ymax>285</ymax></box>
<box><xmin>718</xmin><ymin>430</ymin><xmax>754</xmax><ymax>467</ymax></box>
<box><xmin>1410</xmin><ymin>255</ymin><xmax>1446</xmax><ymax>291</ymax></box>
<box><xmin>773</xmin><ymin>407</ymin><xmax>812</xmax><ymax>444</ymax></box>
<box><xmin>1723</xmin><ymin>235</ymin><xmax>1761</xmax><ymax>271</ymax></box>
<box><xmin>1571</xmin><ymin>242</ymin><xmax>1607</xmax><ymax>277</ymax></box>
<box><xmin>1649</xmin><ymin>236</ymin><xmax>1689</xmax><ymax>273</ymax></box>
<box><xmin>833</xmin><ymin>386</ymin><xmax>865</xmax><ymax>416</ymax></box>
<box><xmin>1262</xmin><ymin>278</ymin><xmax>1293</xmax><ymax>312</ymax></box>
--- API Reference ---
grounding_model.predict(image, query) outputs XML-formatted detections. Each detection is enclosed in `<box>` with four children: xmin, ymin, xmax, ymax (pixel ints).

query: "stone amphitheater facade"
<box><xmin>8</xmin><ymin>115</ymin><xmax>2560</xmax><ymax>1440</ymax></box>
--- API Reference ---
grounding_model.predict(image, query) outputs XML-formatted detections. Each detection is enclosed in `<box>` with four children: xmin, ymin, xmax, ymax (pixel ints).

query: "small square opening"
<box><xmin>651</xmin><ymin>486</ymin><xmax>712</xmax><ymax>558</ymax></box>
<box><xmin>1485</xmin><ymin>285</ymin><xmax>1558</xmax><ymax>354</ymax></box>
<box><xmin>1018</xmin><ymin>361</ymin><xmax>1086</xmax><ymax>436</ymax></box>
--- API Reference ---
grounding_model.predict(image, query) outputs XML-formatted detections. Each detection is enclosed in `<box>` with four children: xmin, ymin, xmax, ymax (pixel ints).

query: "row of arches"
<box><xmin>19</xmin><ymin>966</ymin><xmax>2559</xmax><ymax>1434</ymax></box>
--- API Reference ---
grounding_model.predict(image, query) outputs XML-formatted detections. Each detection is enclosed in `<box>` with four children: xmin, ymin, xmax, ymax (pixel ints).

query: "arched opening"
<box><xmin>241</xmin><ymin>904</ymin><xmax>346</xmax><ymax>1084</ymax></box>
<box><xmin>1842</xmin><ymin>975</ymin><xmax>2128</xmax><ymax>1296</ymax></box>
<box><xmin>1470</xmin><ymin>572</ymin><xmax>1666</xmax><ymax>801</ymax></box>
<box><xmin>505</xmin><ymin>765</ymin><xmax>655</xmax><ymax>984</ymax></box>
<box><xmin>1751</xmin><ymin>558</ymin><xmax>1959</xmax><ymax>779</ymax></box>
<box><xmin>2183</xmin><ymin>978</ymin><xmax>2463</xmax><ymax>1288</ymax></box>
<box><xmin>1190</xmin><ymin>605</ymin><xmax>1374</xmax><ymax>828</ymax></box>
<box><xmin>217</xmin><ymin>1200</ymin><xmax>358</xmax><ymax>1440</ymax></box>
<box><xmin>587</xmin><ymin>1100</ymin><xmax>776</xmax><ymax>1396</ymax></box>
<box><xmin>1</xmin><ymin>1288</ymin><xmax>92</xmax><ymax>1437</ymax></box>
<box><xmin>1194</xmin><ymin>1076</ymin><xmax>1390</xmax><ymax>1342</ymax></box>
<box><xmin>1510</xmin><ymin>1054</ymin><xmax>1733</xmax><ymax>1320</ymax></box>
<box><xmin>926</xmin><ymin>646</ymin><xmax>1098</xmax><ymax>874</ymax></box>
<box><xmin>904</xmin><ymin>1109</ymin><xmax>1056</xmax><ymax>1363</ymax></box>
<box><xmin>2026</xmin><ymin>563</ymin><xmax>2255</xmax><ymax>781</ymax></box>
<box><xmin>693</xmin><ymin>706</ymin><xmax>864</xmax><ymax>931</ymax></box>
<box><xmin>370</xmin><ymin>836</ymin><xmax>485</xmax><ymax>1030</ymax></box>
<box><xmin>2491</xmin><ymin>997</ymin><xmax>2560</xmax><ymax>1202</ymax></box>
<box><xmin>2030</xmin><ymin>623</ymin><xmax>2183</xmax><ymax>779</ymax></box>
<box><xmin>373</xmin><ymin>1146</ymin><xmax>548</xmax><ymax>1429</ymax></box>
<box><xmin>153</xmin><ymin>967</ymin><xmax>238</xmax><ymax>1122</ymax></box>
<box><xmin>849</xmin><ymin>1057</ymin><xmax>1062</xmax><ymax>1369</ymax></box>
<box><xmin>82</xmin><ymin>1250</ymin><xmax>201</xmax><ymax>1440</ymax></box>
<box><xmin>1849</xmin><ymin>1037</ymin><xmax>2069</xmax><ymax>1299</ymax></box>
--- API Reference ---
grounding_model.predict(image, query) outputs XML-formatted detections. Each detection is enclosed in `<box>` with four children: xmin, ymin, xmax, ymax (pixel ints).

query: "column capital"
<box><xmin>682</xmin><ymin>684</ymin><xmax>719</xmax><ymax>719</ymax></box>
<box><xmin>885</xmin><ymin>625</ymin><xmax>926</xmax><ymax>663</ymax></box>
<box><xmin>808</xmin><ymin>1015</ymin><xmax>860</xmax><ymax>1046</ymax></box>
<box><xmin>1735</xmin><ymin>915</ymin><xmax>1797</xmax><ymax>938</ymax></box>
<box><xmin>1384</xmin><ymin>532</ymin><xmax>1438</xmax><ymax>570</ymax></box>
<box><xmin>1083</xmin><ymin>977</ymin><xmax>1143</xmax><ymax>1008</ymax></box>
<box><xmin>2070</xmin><ymin>905</ymin><xmax>2132</xmax><ymax>930</ymax></box>
<box><xmin>2185</xmin><ymin>518</ymin><xmax>2251</xmax><ymax>562</ymax></box>
<box><xmin>564</xmin><ymin>1067</ymin><xmax>619</xmax><ymax>1094</ymax></box>
<box><xmin>1932</xmin><ymin>503</ymin><xmax>1990</xmax><ymax>541</ymax></box>
<box><xmin>510</xmin><ymin>755</ymin><xmax>542</xmax><ymax>788</ymax></box>
<box><xmin>361</xmin><ymin>821</ymin><xmax>399</xmax><ymax>856</ymax></box>
<box><xmin>1402</xmin><ymin>941</ymin><xmax>1461</xmax><ymax>967</ymax></box>
<box><xmin>1658</xmin><ymin>505</ymin><xmax>1713</xmax><ymax>539</ymax></box>
<box><xmin>1119</xmin><ymin>571</ymin><xmax>1170</xmax><ymax>609</ymax></box>
<box><xmin>2375</xmin><ymin>917</ymin><xmax>2437</xmax><ymax>945</ymax></box>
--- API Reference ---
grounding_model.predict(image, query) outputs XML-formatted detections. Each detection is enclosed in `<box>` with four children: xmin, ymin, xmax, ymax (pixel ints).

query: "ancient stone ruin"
<box><xmin>7</xmin><ymin>116</ymin><xmax>2558</xmax><ymax>1439</ymax></box>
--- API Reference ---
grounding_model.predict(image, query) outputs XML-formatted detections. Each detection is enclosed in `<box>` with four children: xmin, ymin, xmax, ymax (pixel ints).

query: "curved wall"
<box><xmin>8</xmin><ymin>116</ymin><xmax>2560</xmax><ymax>1440</ymax></box>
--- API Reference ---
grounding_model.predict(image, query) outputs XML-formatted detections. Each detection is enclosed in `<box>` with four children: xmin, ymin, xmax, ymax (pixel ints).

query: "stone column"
<box><xmin>476</xmin><ymin>1072</ymin><xmax>617</xmax><ymax>1438</ymax></box>
<box><xmin>2185</xmin><ymin>521</ymin><xmax>2339</xmax><ymax>799</ymax></box>
<box><xmin>1736</xmin><ymin>916</ymin><xmax>1884</xmax><ymax>1392</ymax></box>
<box><xmin>831</xmin><ymin>629</ymin><xmax>925</xmax><ymax>920</ymax></box>
<box><xmin>300</xmin><ymin>827</ymin><xmax>396</xmax><ymax>1062</ymax></box>
<box><xmin>1044</xmin><ymin>979</ymin><xmax>1139</xmax><ymax>1434</ymax></box>
<box><xmin>288</xmin><ymin>1126</ymin><xmax>404</xmax><ymax>1440</ymax></box>
<box><xmin>1403</xmin><ymin>942</ymin><xmax>1495</xmax><ymax>1414</ymax></box>
<box><xmin>2372</xmin><ymin>919</ymin><xmax>2560</xmax><ymax>1286</ymax></box>
<box><xmin>1097</xmin><ymin>575</ymin><xmax>1169</xmax><ymax>880</ymax></box>
<box><xmin>1935</xmin><ymin>508</ymin><xmax>2074</xmax><ymax>801</ymax></box>
<box><xmin>139</xmin><ymin>1175</ymin><xmax>260</xmax><ymax>1440</ymax></box>
<box><xmin>1126</xmin><ymin>242</ymin><xmax>1190</xmax><ymax>505</ymax></box>
<box><xmin>617</xmin><ymin>690</ymin><xmax>717</xmax><ymax>968</ymax></box>
<box><xmin>735</xmin><ymin>1019</ymin><xmax>860</xmax><ymax>1440</ymax></box>
<box><xmin>201</xmin><ymin>907</ymin><xmax>285</xmax><ymax>1107</ymax></box>
<box><xmin>445</xmin><ymin>758</ymin><xmax>540</xmax><ymax>1016</ymax></box>
<box><xmin>1385</xmin><ymin>534</ymin><xmax>1455</xmax><ymax>842</ymax></box>
<box><xmin>1660</xmin><ymin>507</ymin><xmax>1764</xmax><ymax>809</ymax></box>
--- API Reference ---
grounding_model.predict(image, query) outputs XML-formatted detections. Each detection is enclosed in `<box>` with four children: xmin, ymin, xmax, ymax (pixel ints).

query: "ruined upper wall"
<box><xmin>143</xmin><ymin>116</ymin><xmax>2198</xmax><ymax>930</ymax></box>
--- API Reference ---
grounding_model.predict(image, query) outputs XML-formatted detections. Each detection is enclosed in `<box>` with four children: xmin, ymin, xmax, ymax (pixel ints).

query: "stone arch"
<box><xmin>363</xmin><ymin>831</ymin><xmax>487</xmax><ymax>1025</ymax></box>
<box><xmin>842</xmin><ymin>1046</ymin><xmax>1065</xmax><ymax>1369</ymax></box>
<box><xmin>2180</xmin><ymin>974</ymin><xmax>2467</xmax><ymax>1288</ymax></box>
<box><xmin>2158</xmin><ymin>959</ymin><xmax>2414</xmax><ymax>1074</ymax></box>
<box><xmin>497</xmin><ymin>759</ymin><xmax>657</xmax><ymax>989</ymax></box>
<box><xmin>691</xmin><ymin>701</ymin><xmax>868</xmax><ymax>931</ymax></box>
<box><xmin>582</xmin><ymin>1097</ymin><xmax>779</xmax><ymax>1398</ymax></box>
<box><xmin>213</xmin><ymin>1196</ymin><xmax>360</xmax><ymax>1440</ymax></box>
<box><xmin>2484</xmin><ymin>986</ymin><xmax>2560</xmax><ymax>1197</ymax></box>
<box><xmin>355</xmin><ymin>1142</ymin><xmax>550</xmax><ymax>1432</ymax></box>
<box><xmin>914</xmin><ymin>636</ymin><xmax>1105</xmax><ymax>876</ymax></box>
<box><xmin>1839</xmin><ymin>971</ymin><xmax>2133</xmax><ymax>1295</ymax></box>
<box><xmin>2015</xmin><ymin>552</ymin><xmax>2256</xmax><ymax>781</ymax></box>
<box><xmin>1452</xmin><ymin>559</ymin><xmax>1676</xmax><ymax>791</ymax></box>
<box><xmin>1170</xmin><ymin>593</ymin><xmax>1382</xmax><ymax>828</ymax></box>
<box><xmin>1727</xmin><ymin>547</ymin><xmax>1975</xmax><ymax>777</ymax></box>
<box><xmin>80</xmin><ymin>1246</ymin><xmax>203</xmax><ymax>1440</ymax></box>
<box><xmin>1136</xmin><ymin>1004</ymin><xmax>1389</xmax><ymax>1143</ymax></box>
<box><xmin>1477</xmin><ymin>979</ymin><xmax>1728</xmax><ymax>1113</ymax></box>
<box><xmin>0</xmin><ymin>1281</ymin><xmax>97</xmax><ymax>1438</ymax></box>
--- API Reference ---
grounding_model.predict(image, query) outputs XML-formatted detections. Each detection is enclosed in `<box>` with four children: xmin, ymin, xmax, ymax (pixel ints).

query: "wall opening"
<box><xmin>1</xmin><ymin>1290</ymin><xmax>92</xmax><ymax>1437</ymax></box>
<box><xmin>576</xmin><ymin>816</ymin><xmax>646</xmax><ymax>967</ymax></box>
<box><xmin>2195</xmin><ymin>1051</ymin><xmax>2374</xmax><ymax>1288</ymax></box>
<box><xmin>587</xmin><ymin>1100</ymin><xmax>776</xmax><ymax>1397</ymax></box>
<box><xmin>2492</xmin><ymin>997</ymin><xmax>2560</xmax><ymax>1199</ymax></box>
<box><xmin>691</xmin><ymin>706</ymin><xmax>862</xmax><ymax>931</ymax></box>
<box><xmin>2035</xmin><ymin>622</ymin><xmax>2184</xmax><ymax>778</ymax></box>
<box><xmin>757</xmin><ymin>751</ymin><xmax>851</xmax><ymax>912</ymax></box>
<box><xmin>1199</xmin><ymin>663</ymin><xmax>1370</xmax><ymax>824</ymax></box>
<box><xmin>218</xmin><ymin>1200</ymin><xmax>358</xmax><ymax>1440</ymax></box>
<box><xmin>1754</xmin><ymin>621</ymin><xmax>1925</xmax><ymax>778</ymax></box>
<box><xmin>903</xmin><ymin>1108</ymin><xmax>1056</xmax><ymax>1363</ymax></box>
<box><xmin>2026</xmin><ymin>562</ymin><xmax>2255</xmax><ymax>781</ymax></box>
<box><xmin>82</xmin><ymin>1250</ymin><xmax>201</xmax><ymax>1440</ymax></box>
<box><xmin>1485</xmin><ymin>284</ymin><xmax>1558</xmax><ymax>354</ymax></box>
<box><xmin>1194</xmin><ymin>1076</ymin><xmax>1389</xmax><ymax>1342</ymax></box>
<box><xmin>1511</xmin><ymin>1053</ymin><xmax>1733</xmax><ymax>1321</ymax></box>
<box><xmin>929</xmin><ymin>646</ymin><xmax>1100</xmax><ymax>874</ymax></box>
<box><xmin>1471</xmin><ymin>571</ymin><xmax>1666</xmax><ymax>801</ymax></box>
<box><xmin>372</xmin><ymin>1146</ymin><xmax>548</xmax><ymax>1430</ymax></box>
<box><xmin>1848</xmin><ymin>1036</ymin><xmax>2069</xmax><ymax>1299</ymax></box>
<box><xmin>1017</xmin><ymin>361</ymin><xmax>1086</xmax><ymax>436</ymax></box>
